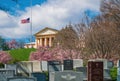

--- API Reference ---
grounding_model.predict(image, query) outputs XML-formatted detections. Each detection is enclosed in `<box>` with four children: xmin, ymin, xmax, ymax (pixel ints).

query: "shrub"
<box><xmin>0</xmin><ymin>63</ymin><xmax>4</xmax><ymax>68</ymax></box>
<box><xmin>110</xmin><ymin>67</ymin><xmax>117</xmax><ymax>81</ymax></box>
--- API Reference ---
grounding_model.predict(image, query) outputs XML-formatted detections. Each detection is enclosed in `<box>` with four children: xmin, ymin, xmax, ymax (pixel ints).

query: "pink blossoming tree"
<box><xmin>0</xmin><ymin>51</ymin><xmax>12</xmax><ymax>64</ymax></box>
<box><xmin>29</xmin><ymin>46</ymin><xmax>83</xmax><ymax>61</ymax></box>
<box><xmin>6</xmin><ymin>39</ymin><xmax>18</xmax><ymax>49</ymax></box>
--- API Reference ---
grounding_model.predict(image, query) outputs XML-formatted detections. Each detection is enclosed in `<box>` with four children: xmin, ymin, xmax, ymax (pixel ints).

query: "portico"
<box><xmin>36</xmin><ymin>36</ymin><xmax>55</xmax><ymax>47</ymax></box>
<box><xmin>35</xmin><ymin>27</ymin><xmax>58</xmax><ymax>48</ymax></box>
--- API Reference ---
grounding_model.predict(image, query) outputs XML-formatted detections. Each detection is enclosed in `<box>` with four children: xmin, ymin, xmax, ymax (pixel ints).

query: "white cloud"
<box><xmin>0</xmin><ymin>0</ymin><xmax>100</xmax><ymax>38</ymax></box>
<box><xmin>0</xmin><ymin>11</ymin><xmax>18</xmax><ymax>28</ymax></box>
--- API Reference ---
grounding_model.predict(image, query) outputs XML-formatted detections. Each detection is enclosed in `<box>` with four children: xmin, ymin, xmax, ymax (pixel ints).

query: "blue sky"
<box><xmin>0</xmin><ymin>0</ymin><xmax>47</xmax><ymax>15</ymax></box>
<box><xmin>0</xmin><ymin>0</ymin><xmax>100</xmax><ymax>40</ymax></box>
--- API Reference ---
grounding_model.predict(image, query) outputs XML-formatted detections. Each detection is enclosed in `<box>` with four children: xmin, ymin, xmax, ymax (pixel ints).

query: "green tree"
<box><xmin>0</xmin><ymin>36</ymin><xmax>9</xmax><ymax>51</ymax></box>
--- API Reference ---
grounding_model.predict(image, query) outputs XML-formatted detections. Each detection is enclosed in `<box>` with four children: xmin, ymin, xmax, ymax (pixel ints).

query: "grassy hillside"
<box><xmin>9</xmin><ymin>48</ymin><xmax>36</xmax><ymax>61</ymax></box>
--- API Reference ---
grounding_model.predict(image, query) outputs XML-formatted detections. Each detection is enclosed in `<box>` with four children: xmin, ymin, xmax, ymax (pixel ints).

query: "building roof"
<box><xmin>34</xmin><ymin>27</ymin><xmax>59</xmax><ymax>36</ymax></box>
<box><xmin>25</xmin><ymin>42</ymin><xmax>35</xmax><ymax>45</ymax></box>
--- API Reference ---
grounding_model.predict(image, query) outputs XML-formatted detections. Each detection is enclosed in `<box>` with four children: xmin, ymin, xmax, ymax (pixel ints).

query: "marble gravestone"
<box><xmin>76</xmin><ymin>67</ymin><xmax>87</xmax><ymax>81</ymax></box>
<box><xmin>118</xmin><ymin>68</ymin><xmax>120</xmax><ymax>75</ymax></box>
<box><xmin>48</xmin><ymin>60</ymin><xmax>62</xmax><ymax>72</ymax></box>
<box><xmin>104</xmin><ymin>69</ymin><xmax>111</xmax><ymax>81</ymax></box>
<box><xmin>63</xmin><ymin>59</ymin><xmax>83</xmax><ymax>70</ymax></box>
<box><xmin>88</xmin><ymin>60</ymin><xmax>103</xmax><ymax>81</ymax></box>
<box><xmin>73</xmin><ymin>59</ymin><xmax>83</xmax><ymax>69</ymax></box>
<box><xmin>41</xmin><ymin>61</ymin><xmax>48</xmax><ymax>71</ymax></box>
<box><xmin>7</xmin><ymin>77</ymin><xmax>36</xmax><ymax>81</ymax></box>
<box><xmin>63</xmin><ymin>60</ymin><xmax>73</xmax><ymax>70</ymax></box>
<box><xmin>117</xmin><ymin>60</ymin><xmax>120</xmax><ymax>81</ymax></box>
<box><xmin>117</xmin><ymin>60</ymin><xmax>120</xmax><ymax>67</ymax></box>
<box><xmin>49</xmin><ymin>71</ymin><xmax>83</xmax><ymax>81</ymax></box>
<box><xmin>117</xmin><ymin>60</ymin><xmax>120</xmax><ymax>75</ymax></box>
<box><xmin>5</xmin><ymin>64</ymin><xmax>17</xmax><ymax>75</ymax></box>
<box><xmin>18</xmin><ymin>61</ymin><xmax>42</xmax><ymax>73</ymax></box>
<box><xmin>107</xmin><ymin>61</ymin><xmax>114</xmax><ymax>69</ymax></box>
<box><xmin>0</xmin><ymin>69</ymin><xmax>15</xmax><ymax>81</ymax></box>
<box><xmin>95</xmin><ymin>59</ymin><xmax>114</xmax><ymax>69</ymax></box>
<box><xmin>17</xmin><ymin>61</ymin><xmax>33</xmax><ymax>74</ymax></box>
<box><xmin>117</xmin><ymin>75</ymin><xmax>120</xmax><ymax>81</ymax></box>
<box><xmin>32</xmin><ymin>61</ymin><xmax>42</xmax><ymax>72</ymax></box>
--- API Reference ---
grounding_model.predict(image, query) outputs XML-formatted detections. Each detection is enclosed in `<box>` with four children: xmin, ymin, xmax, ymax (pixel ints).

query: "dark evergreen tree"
<box><xmin>0</xmin><ymin>36</ymin><xmax>9</xmax><ymax>51</ymax></box>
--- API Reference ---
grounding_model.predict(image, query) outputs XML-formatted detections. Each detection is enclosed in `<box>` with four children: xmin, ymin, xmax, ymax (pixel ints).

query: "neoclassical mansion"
<box><xmin>24</xmin><ymin>27</ymin><xmax>58</xmax><ymax>48</ymax></box>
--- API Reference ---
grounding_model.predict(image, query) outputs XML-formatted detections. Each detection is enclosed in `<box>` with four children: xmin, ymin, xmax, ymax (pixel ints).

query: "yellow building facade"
<box><xmin>24</xmin><ymin>27</ymin><xmax>58</xmax><ymax>48</ymax></box>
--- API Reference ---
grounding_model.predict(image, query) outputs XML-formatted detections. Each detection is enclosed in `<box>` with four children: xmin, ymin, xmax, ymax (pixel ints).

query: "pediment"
<box><xmin>35</xmin><ymin>27</ymin><xmax>58</xmax><ymax>36</ymax></box>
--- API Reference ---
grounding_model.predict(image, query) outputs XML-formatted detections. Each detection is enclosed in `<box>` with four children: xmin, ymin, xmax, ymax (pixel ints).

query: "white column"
<box><xmin>44</xmin><ymin>38</ymin><xmax>47</xmax><ymax>47</ymax></box>
<box><xmin>37</xmin><ymin>38</ymin><xmax>40</xmax><ymax>48</ymax></box>
<box><xmin>49</xmin><ymin>37</ymin><xmax>52</xmax><ymax>47</ymax></box>
<box><xmin>40</xmin><ymin>38</ymin><xmax>42</xmax><ymax>47</ymax></box>
<box><xmin>36</xmin><ymin>39</ymin><xmax>38</xmax><ymax>48</ymax></box>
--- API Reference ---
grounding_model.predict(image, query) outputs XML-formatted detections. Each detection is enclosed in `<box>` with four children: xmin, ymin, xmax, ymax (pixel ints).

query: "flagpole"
<box><xmin>30</xmin><ymin>0</ymin><xmax>33</xmax><ymax>48</ymax></box>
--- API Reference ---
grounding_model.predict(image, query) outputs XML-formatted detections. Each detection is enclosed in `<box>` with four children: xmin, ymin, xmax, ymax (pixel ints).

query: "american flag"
<box><xmin>21</xmin><ymin>18</ymin><xmax>30</xmax><ymax>24</ymax></box>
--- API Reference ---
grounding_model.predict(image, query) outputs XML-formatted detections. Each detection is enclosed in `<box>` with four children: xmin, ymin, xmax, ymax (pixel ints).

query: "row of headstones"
<box><xmin>4</xmin><ymin>59</ymin><xmax>84</xmax><ymax>73</ymax></box>
<box><xmin>10</xmin><ymin>59</ymin><xmax>113</xmax><ymax>72</ymax></box>
<box><xmin>5</xmin><ymin>59</ymin><xmax>113</xmax><ymax>72</ymax></box>
<box><xmin>0</xmin><ymin>59</ymin><xmax>115</xmax><ymax>81</ymax></box>
<box><xmin>49</xmin><ymin>59</ymin><xmax>114</xmax><ymax>81</ymax></box>
<box><xmin>0</xmin><ymin>59</ymin><xmax>84</xmax><ymax>81</ymax></box>
<box><xmin>49</xmin><ymin>60</ymin><xmax>104</xmax><ymax>81</ymax></box>
<box><xmin>0</xmin><ymin>60</ymin><xmax>47</xmax><ymax>81</ymax></box>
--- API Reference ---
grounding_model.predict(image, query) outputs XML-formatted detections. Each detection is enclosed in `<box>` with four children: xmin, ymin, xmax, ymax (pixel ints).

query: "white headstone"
<box><xmin>5</xmin><ymin>64</ymin><xmax>17</xmax><ymax>74</ymax></box>
<box><xmin>32</xmin><ymin>61</ymin><xmax>42</xmax><ymax>72</ymax></box>
<box><xmin>117</xmin><ymin>75</ymin><xmax>120</xmax><ymax>81</ymax></box>
<box><xmin>73</xmin><ymin>59</ymin><xmax>83</xmax><ymax>68</ymax></box>
<box><xmin>19</xmin><ymin>61</ymin><xmax>42</xmax><ymax>73</ymax></box>
<box><xmin>17</xmin><ymin>61</ymin><xmax>33</xmax><ymax>73</ymax></box>
<box><xmin>118</xmin><ymin>68</ymin><xmax>120</xmax><ymax>75</ymax></box>
<box><xmin>61</xmin><ymin>64</ymin><xmax>64</xmax><ymax>71</ymax></box>
<box><xmin>117</xmin><ymin>60</ymin><xmax>120</xmax><ymax>67</ymax></box>
<box><xmin>41</xmin><ymin>61</ymin><xmax>48</xmax><ymax>71</ymax></box>
<box><xmin>104</xmin><ymin>69</ymin><xmax>111</xmax><ymax>80</ymax></box>
<box><xmin>117</xmin><ymin>60</ymin><xmax>120</xmax><ymax>77</ymax></box>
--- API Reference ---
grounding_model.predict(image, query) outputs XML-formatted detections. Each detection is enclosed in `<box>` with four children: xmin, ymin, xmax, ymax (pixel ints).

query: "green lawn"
<box><xmin>9</xmin><ymin>48</ymin><xmax>36</xmax><ymax>61</ymax></box>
